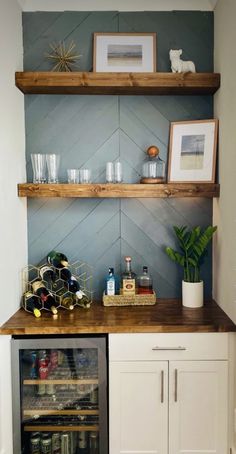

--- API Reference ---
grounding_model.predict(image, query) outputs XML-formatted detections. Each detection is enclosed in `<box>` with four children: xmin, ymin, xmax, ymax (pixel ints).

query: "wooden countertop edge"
<box><xmin>0</xmin><ymin>325</ymin><xmax>235</xmax><ymax>335</ymax></box>
<box><xmin>1</xmin><ymin>300</ymin><xmax>235</xmax><ymax>335</ymax></box>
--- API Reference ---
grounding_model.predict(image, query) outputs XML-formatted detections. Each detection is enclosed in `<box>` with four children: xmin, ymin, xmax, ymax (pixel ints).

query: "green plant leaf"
<box><xmin>165</xmin><ymin>247</ymin><xmax>185</xmax><ymax>267</ymax></box>
<box><xmin>165</xmin><ymin>225</ymin><xmax>217</xmax><ymax>283</ymax></box>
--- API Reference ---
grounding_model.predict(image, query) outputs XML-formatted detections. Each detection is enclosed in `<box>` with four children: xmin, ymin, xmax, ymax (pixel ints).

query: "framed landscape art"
<box><xmin>93</xmin><ymin>32</ymin><xmax>156</xmax><ymax>72</ymax></box>
<box><xmin>168</xmin><ymin>119</ymin><xmax>218</xmax><ymax>183</ymax></box>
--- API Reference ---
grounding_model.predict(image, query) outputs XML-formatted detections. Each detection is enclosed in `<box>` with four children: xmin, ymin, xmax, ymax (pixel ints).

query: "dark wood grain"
<box><xmin>18</xmin><ymin>183</ymin><xmax>220</xmax><ymax>199</ymax></box>
<box><xmin>15</xmin><ymin>72</ymin><xmax>220</xmax><ymax>95</ymax></box>
<box><xmin>0</xmin><ymin>300</ymin><xmax>235</xmax><ymax>335</ymax></box>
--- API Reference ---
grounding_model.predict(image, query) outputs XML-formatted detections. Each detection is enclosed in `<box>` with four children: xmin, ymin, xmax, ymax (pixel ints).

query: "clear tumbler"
<box><xmin>46</xmin><ymin>154</ymin><xmax>60</xmax><ymax>183</ymax></box>
<box><xmin>30</xmin><ymin>154</ymin><xmax>46</xmax><ymax>184</ymax></box>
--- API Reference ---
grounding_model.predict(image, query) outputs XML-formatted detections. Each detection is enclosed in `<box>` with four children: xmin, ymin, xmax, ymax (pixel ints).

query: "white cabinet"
<box><xmin>169</xmin><ymin>361</ymin><xmax>228</xmax><ymax>454</ymax></box>
<box><xmin>109</xmin><ymin>334</ymin><xmax>229</xmax><ymax>454</ymax></box>
<box><xmin>109</xmin><ymin>361</ymin><xmax>168</xmax><ymax>454</ymax></box>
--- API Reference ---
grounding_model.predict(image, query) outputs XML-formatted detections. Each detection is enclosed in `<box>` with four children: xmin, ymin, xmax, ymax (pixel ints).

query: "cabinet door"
<box><xmin>109</xmin><ymin>361</ymin><xmax>168</xmax><ymax>454</ymax></box>
<box><xmin>169</xmin><ymin>361</ymin><xmax>228</xmax><ymax>454</ymax></box>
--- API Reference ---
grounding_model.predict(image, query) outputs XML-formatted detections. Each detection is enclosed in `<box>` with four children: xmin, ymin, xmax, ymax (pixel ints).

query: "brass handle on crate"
<box><xmin>174</xmin><ymin>369</ymin><xmax>178</xmax><ymax>402</ymax></box>
<box><xmin>161</xmin><ymin>370</ymin><xmax>164</xmax><ymax>403</ymax></box>
<box><xmin>152</xmin><ymin>346</ymin><xmax>186</xmax><ymax>351</ymax></box>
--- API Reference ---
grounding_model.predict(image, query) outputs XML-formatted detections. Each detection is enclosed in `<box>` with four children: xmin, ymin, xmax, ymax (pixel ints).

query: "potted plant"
<box><xmin>165</xmin><ymin>225</ymin><xmax>217</xmax><ymax>308</ymax></box>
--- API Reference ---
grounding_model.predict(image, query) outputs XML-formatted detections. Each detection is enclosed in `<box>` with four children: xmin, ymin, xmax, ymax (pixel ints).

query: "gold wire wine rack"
<box><xmin>22</xmin><ymin>260</ymin><xmax>93</xmax><ymax>315</ymax></box>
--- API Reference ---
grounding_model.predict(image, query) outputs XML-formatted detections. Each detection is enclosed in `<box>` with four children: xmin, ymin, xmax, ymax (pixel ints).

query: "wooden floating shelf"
<box><xmin>15</xmin><ymin>71</ymin><xmax>220</xmax><ymax>95</ymax></box>
<box><xmin>23</xmin><ymin>410</ymin><xmax>99</xmax><ymax>416</ymax></box>
<box><xmin>23</xmin><ymin>379</ymin><xmax>98</xmax><ymax>385</ymax></box>
<box><xmin>18</xmin><ymin>183</ymin><xmax>220</xmax><ymax>199</ymax></box>
<box><xmin>24</xmin><ymin>425</ymin><xmax>99</xmax><ymax>432</ymax></box>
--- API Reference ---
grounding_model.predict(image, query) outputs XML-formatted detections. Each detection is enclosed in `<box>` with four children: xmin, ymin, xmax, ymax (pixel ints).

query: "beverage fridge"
<box><xmin>11</xmin><ymin>336</ymin><xmax>107</xmax><ymax>454</ymax></box>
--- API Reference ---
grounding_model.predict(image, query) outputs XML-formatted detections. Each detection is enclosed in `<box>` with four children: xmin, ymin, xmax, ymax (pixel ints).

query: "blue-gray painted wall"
<box><xmin>23</xmin><ymin>11</ymin><xmax>214</xmax><ymax>299</ymax></box>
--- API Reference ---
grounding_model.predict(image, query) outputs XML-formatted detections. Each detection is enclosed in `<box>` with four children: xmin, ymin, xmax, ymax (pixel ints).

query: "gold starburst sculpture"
<box><xmin>46</xmin><ymin>41</ymin><xmax>82</xmax><ymax>72</ymax></box>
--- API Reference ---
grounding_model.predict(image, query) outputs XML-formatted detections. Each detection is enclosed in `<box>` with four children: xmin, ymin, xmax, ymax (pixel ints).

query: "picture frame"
<box><xmin>168</xmin><ymin>119</ymin><xmax>218</xmax><ymax>183</ymax></box>
<box><xmin>93</xmin><ymin>32</ymin><xmax>156</xmax><ymax>73</ymax></box>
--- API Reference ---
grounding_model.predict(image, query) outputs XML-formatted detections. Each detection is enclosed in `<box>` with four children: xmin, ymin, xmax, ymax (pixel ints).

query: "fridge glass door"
<box><xmin>12</xmin><ymin>337</ymin><xmax>107</xmax><ymax>454</ymax></box>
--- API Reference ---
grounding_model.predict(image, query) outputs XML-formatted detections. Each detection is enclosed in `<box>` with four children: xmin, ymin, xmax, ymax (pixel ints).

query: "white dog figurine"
<box><xmin>169</xmin><ymin>49</ymin><xmax>196</xmax><ymax>73</ymax></box>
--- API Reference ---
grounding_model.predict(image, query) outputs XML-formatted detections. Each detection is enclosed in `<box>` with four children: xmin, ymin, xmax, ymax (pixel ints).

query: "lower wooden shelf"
<box><xmin>18</xmin><ymin>183</ymin><xmax>220</xmax><ymax>198</ymax></box>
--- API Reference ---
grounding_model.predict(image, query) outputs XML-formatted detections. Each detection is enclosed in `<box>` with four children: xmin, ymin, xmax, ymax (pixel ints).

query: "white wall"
<box><xmin>214</xmin><ymin>1</ymin><xmax>236</xmax><ymax>451</ymax></box>
<box><xmin>0</xmin><ymin>1</ymin><xmax>26</xmax><ymax>453</ymax></box>
<box><xmin>0</xmin><ymin>0</ymin><xmax>27</xmax><ymax>327</ymax></box>
<box><xmin>213</xmin><ymin>0</ymin><xmax>236</xmax><ymax>324</ymax></box>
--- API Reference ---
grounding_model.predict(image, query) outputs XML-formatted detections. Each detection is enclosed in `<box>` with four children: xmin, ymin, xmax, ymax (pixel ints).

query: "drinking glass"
<box><xmin>46</xmin><ymin>154</ymin><xmax>60</xmax><ymax>183</ymax></box>
<box><xmin>79</xmin><ymin>169</ymin><xmax>91</xmax><ymax>184</ymax></box>
<box><xmin>67</xmin><ymin>169</ymin><xmax>79</xmax><ymax>184</ymax></box>
<box><xmin>30</xmin><ymin>154</ymin><xmax>46</xmax><ymax>184</ymax></box>
<box><xmin>115</xmin><ymin>161</ymin><xmax>123</xmax><ymax>183</ymax></box>
<box><xmin>106</xmin><ymin>162</ymin><xmax>114</xmax><ymax>183</ymax></box>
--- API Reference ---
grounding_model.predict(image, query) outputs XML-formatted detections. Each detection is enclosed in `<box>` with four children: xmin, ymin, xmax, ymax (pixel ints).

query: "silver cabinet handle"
<box><xmin>152</xmin><ymin>346</ymin><xmax>186</xmax><ymax>351</ymax></box>
<box><xmin>174</xmin><ymin>369</ymin><xmax>178</xmax><ymax>402</ymax></box>
<box><xmin>161</xmin><ymin>370</ymin><xmax>164</xmax><ymax>403</ymax></box>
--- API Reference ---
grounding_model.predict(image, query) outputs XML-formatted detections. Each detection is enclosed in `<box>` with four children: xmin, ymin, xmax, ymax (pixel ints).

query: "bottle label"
<box><xmin>107</xmin><ymin>279</ymin><xmax>115</xmax><ymax>296</ymax></box>
<box><xmin>123</xmin><ymin>279</ymin><xmax>135</xmax><ymax>295</ymax></box>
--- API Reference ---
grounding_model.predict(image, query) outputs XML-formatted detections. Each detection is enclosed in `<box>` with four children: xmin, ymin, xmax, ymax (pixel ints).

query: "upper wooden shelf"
<box><xmin>15</xmin><ymin>71</ymin><xmax>220</xmax><ymax>95</ymax></box>
<box><xmin>18</xmin><ymin>183</ymin><xmax>220</xmax><ymax>199</ymax></box>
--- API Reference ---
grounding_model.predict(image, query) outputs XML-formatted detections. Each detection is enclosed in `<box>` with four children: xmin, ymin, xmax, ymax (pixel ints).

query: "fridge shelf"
<box><xmin>23</xmin><ymin>409</ymin><xmax>99</xmax><ymax>416</ymax></box>
<box><xmin>23</xmin><ymin>378</ymin><xmax>99</xmax><ymax>385</ymax></box>
<box><xmin>24</xmin><ymin>425</ymin><xmax>99</xmax><ymax>432</ymax></box>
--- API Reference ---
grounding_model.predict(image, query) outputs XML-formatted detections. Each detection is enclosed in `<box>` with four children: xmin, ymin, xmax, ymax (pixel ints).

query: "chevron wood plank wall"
<box><xmin>23</xmin><ymin>11</ymin><xmax>214</xmax><ymax>299</ymax></box>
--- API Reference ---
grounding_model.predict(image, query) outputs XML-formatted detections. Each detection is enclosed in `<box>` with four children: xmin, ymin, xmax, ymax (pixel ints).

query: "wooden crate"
<box><xmin>103</xmin><ymin>291</ymin><xmax>157</xmax><ymax>307</ymax></box>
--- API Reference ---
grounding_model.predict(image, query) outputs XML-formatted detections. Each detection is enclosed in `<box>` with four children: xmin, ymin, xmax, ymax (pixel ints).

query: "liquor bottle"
<box><xmin>39</xmin><ymin>265</ymin><xmax>55</xmax><ymax>286</ymax></box>
<box><xmin>137</xmin><ymin>266</ymin><xmax>153</xmax><ymax>294</ymax></box>
<box><xmin>47</xmin><ymin>250</ymin><xmax>68</xmax><ymax>268</ymax></box>
<box><xmin>32</xmin><ymin>280</ymin><xmax>58</xmax><ymax>314</ymax></box>
<box><xmin>121</xmin><ymin>256</ymin><xmax>137</xmax><ymax>296</ymax></box>
<box><xmin>23</xmin><ymin>292</ymin><xmax>42</xmax><ymax>318</ymax></box>
<box><xmin>105</xmin><ymin>267</ymin><xmax>118</xmax><ymax>295</ymax></box>
<box><xmin>60</xmin><ymin>294</ymin><xmax>75</xmax><ymax>310</ymax></box>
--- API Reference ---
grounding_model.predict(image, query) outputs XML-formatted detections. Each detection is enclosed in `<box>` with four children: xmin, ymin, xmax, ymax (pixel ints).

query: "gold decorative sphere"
<box><xmin>146</xmin><ymin>145</ymin><xmax>160</xmax><ymax>157</ymax></box>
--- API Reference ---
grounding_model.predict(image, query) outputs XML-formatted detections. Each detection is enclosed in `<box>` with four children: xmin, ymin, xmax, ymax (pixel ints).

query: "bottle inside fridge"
<box><xmin>11</xmin><ymin>337</ymin><xmax>107</xmax><ymax>454</ymax></box>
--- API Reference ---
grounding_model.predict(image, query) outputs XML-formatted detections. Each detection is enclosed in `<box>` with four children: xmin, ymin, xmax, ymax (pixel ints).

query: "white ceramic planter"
<box><xmin>182</xmin><ymin>280</ymin><xmax>203</xmax><ymax>308</ymax></box>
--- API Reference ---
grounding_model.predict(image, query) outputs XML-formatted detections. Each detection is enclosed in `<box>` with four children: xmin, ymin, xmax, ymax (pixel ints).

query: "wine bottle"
<box><xmin>76</xmin><ymin>290</ymin><xmax>91</xmax><ymax>308</ymax></box>
<box><xmin>121</xmin><ymin>256</ymin><xmax>137</xmax><ymax>296</ymax></box>
<box><xmin>60</xmin><ymin>267</ymin><xmax>72</xmax><ymax>281</ymax></box>
<box><xmin>67</xmin><ymin>276</ymin><xmax>81</xmax><ymax>296</ymax></box>
<box><xmin>47</xmin><ymin>250</ymin><xmax>68</xmax><ymax>268</ymax></box>
<box><xmin>44</xmin><ymin>295</ymin><xmax>58</xmax><ymax>315</ymax></box>
<box><xmin>23</xmin><ymin>292</ymin><xmax>42</xmax><ymax>318</ymax></box>
<box><xmin>39</xmin><ymin>265</ymin><xmax>55</xmax><ymax>286</ymax></box>
<box><xmin>32</xmin><ymin>280</ymin><xmax>58</xmax><ymax>314</ymax></box>
<box><xmin>60</xmin><ymin>294</ymin><xmax>75</xmax><ymax>311</ymax></box>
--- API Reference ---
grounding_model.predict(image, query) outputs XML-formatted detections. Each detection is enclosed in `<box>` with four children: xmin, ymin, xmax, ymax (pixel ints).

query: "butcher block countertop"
<box><xmin>0</xmin><ymin>299</ymin><xmax>235</xmax><ymax>335</ymax></box>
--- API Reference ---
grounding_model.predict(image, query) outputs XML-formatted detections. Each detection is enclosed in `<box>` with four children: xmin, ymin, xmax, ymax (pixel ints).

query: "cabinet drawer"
<box><xmin>109</xmin><ymin>333</ymin><xmax>228</xmax><ymax>361</ymax></box>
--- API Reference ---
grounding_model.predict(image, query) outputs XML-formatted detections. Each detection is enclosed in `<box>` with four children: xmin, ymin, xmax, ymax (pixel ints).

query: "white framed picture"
<box><xmin>168</xmin><ymin>119</ymin><xmax>218</xmax><ymax>183</ymax></box>
<box><xmin>93</xmin><ymin>32</ymin><xmax>156</xmax><ymax>72</ymax></box>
